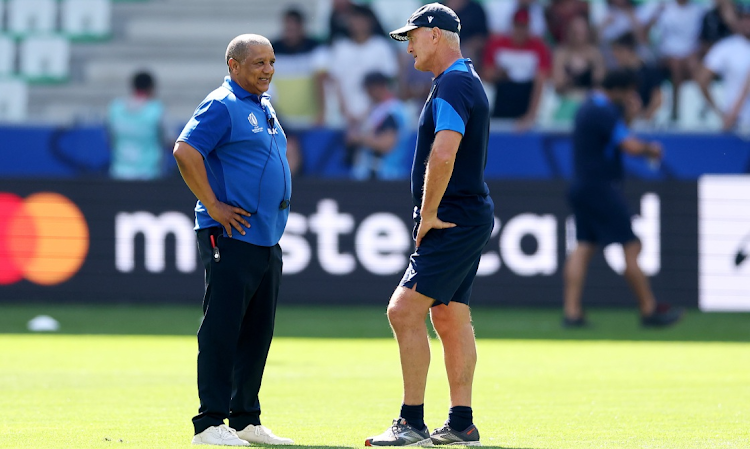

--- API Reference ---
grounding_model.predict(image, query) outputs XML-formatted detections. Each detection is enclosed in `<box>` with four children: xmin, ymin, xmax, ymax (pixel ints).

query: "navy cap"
<box><xmin>389</xmin><ymin>3</ymin><xmax>461</xmax><ymax>41</ymax></box>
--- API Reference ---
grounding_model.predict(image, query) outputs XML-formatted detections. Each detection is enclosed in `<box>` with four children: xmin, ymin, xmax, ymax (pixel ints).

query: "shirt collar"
<box><xmin>445</xmin><ymin>58</ymin><xmax>470</xmax><ymax>73</ymax></box>
<box><xmin>591</xmin><ymin>90</ymin><xmax>610</xmax><ymax>105</ymax></box>
<box><xmin>222</xmin><ymin>76</ymin><xmax>271</xmax><ymax>103</ymax></box>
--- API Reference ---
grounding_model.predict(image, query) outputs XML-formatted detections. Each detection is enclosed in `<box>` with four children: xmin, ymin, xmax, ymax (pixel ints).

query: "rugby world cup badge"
<box><xmin>248</xmin><ymin>113</ymin><xmax>264</xmax><ymax>133</ymax></box>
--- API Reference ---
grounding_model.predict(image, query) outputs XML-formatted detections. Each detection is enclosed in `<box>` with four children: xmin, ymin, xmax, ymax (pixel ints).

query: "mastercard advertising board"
<box><xmin>0</xmin><ymin>178</ymin><xmax>701</xmax><ymax>307</ymax></box>
<box><xmin>0</xmin><ymin>179</ymin><xmax>203</xmax><ymax>303</ymax></box>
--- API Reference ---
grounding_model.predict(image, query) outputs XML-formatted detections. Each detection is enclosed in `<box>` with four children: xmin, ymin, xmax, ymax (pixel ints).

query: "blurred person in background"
<box><xmin>326</xmin><ymin>0</ymin><xmax>386</xmax><ymax>43</ymax></box>
<box><xmin>611</xmin><ymin>32</ymin><xmax>664</xmax><ymax>122</ymax></box>
<box><xmin>699</xmin><ymin>0</ymin><xmax>738</xmax><ymax>55</ymax></box>
<box><xmin>441</xmin><ymin>0</ymin><xmax>489</xmax><ymax>68</ymax></box>
<box><xmin>173</xmin><ymin>34</ymin><xmax>293</xmax><ymax>447</ymax></box>
<box><xmin>545</xmin><ymin>0</ymin><xmax>590</xmax><ymax>45</ymax></box>
<box><xmin>597</xmin><ymin>0</ymin><xmax>646</xmax><ymax>45</ymax></box>
<box><xmin>107</xmin><ymin>71</ymin><xmax>166</xmax><ymax>180</ymax></box>
<box><xmin>271</xmin><ymin>7</ymin><xmax>324</xmax><ymax>176</ymax></box>
<box><xmin>482</xmin><ymin>7</ymin><xmax>551</xmax><ymax>130</ymax></box>
<box><xmin>486</xmin><ymin>0</ymin><xmax>546</xmax><ymax>39</ymax></box>
<box><xmin>552</xmin><ymin>15</ymin><xmax>606</xmax><ymax>123</ymax></box>
<box><xmin>563</xmin><ymin>68</ymin><xmax>684</xmax><ymax>329</ymax></box>
<box><xmin>698</xmin><ymin>3</ymin><xmax>750</xmax><ymax>131</ymax></box>
<box><xmin>644</xmin><ymin>0</ymin><xmax>706</xmax><ymax>121</ymax></box>
<box><xmin>271</xmin><ymin>7</ymin><xmax>324</xmax><ymax>129</ymax></box>
<box><xmin>315</xmin><ymin>4</ymin><xmax>398</xmax><ymax>127</ymax></box>
<box><xmin>348</xmin><ymin>72</ymin><xmax>411</xmax><ymax>180</ymax></box>
<box><xmin>596</xmin><ymin>0</ymin><xmax>651</xmax><ymax>67</ymax></box>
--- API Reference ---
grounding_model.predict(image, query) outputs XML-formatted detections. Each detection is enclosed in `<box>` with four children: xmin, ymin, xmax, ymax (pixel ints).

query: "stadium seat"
<box><xmin>19</xmin><ymin>34</ymin><xmax>71</xmax><ymax>83</ymax></box>
<box><xmin>61</xmin><ymin>0</ymin><xmax>112</xmax><ymax>40</ymax></box>
<box><xmin>7</xmin><ymin>0</ymin><xmax>57</xmax><ymax>36</ymax></box>
<box><xmin>0</xmin><ymin>78</ymin><xmax>29</xmax><ymax>122</ymax></box>
<box><xmin>0</xmin><ymin>35</ymin><xmax>15</xmax><ymax>76</ymax></box>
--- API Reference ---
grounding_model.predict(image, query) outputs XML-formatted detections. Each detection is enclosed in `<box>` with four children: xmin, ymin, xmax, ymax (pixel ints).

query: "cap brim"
<box><xmin>389</xmin><ymin>24</ymin><xmax>419</xmax><ymax>41</ymax></box>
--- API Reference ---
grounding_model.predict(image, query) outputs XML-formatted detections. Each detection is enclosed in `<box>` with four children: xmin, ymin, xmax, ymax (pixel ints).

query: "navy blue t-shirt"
<box><xmin>412</xmin><ymin>58</ymin><xmax>493</xmax><ymax>226</ymax></box>
<box><xmin>572</xmin><ymin>92</ymin><xmax>632</xmax><ymax>184</ymax></box>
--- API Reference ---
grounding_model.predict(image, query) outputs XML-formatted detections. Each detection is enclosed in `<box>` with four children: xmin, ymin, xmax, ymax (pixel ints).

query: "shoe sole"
<box><xmin>365</xmin><ymin>438</ymin><xmax>433</xmax><ymax>447</ymax></box>
<box><xmin>433</xmin><ymin>442</ymin><xmax>481</xmax><ymax>446</ymax></box>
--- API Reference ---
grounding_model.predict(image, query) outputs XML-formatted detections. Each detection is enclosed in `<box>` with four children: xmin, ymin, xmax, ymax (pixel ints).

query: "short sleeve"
<box><xmin>536</xmin><ymin>39</ymin><xmax>552</xmax><ymax>74</ymax></box>
<box><xmin>611</xmin><ymin>120</ymin><xmax>631</xmax><ymax>146</ymax></box>
<box><xmin>432</xmin><ymin>75</ymin><xmax>472</xmax><ymax>136</ymax></box>
<box><xmin>703</xmin><ymin>40</ymin><xmax>727</xmax><ymax>74</ymax></box>
<box><xmin>177</xmin><ymin>99</ymin><xmax>231</xmax><ymax>158</ymax></box>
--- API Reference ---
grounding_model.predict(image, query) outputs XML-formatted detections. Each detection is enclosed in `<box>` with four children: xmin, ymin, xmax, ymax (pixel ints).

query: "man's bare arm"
<box><xmin>416</xmin><ymin>130</ymin><xmax>462</xmax><ymax>247</ymax></box>
<box><xmin>173</xmin><ymin>141</ymin><xmax>250</xmax><ymax>237</ymax></box>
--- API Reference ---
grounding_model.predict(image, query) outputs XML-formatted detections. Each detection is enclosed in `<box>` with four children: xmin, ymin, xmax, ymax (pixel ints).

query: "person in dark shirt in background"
<box><xmin>327</xmin><ymin>0</ymin><xmax>386</xmax><ymax>42</ymax></box>
<box><xmin>699</xmin><ymin>0</ymin><xmax>738</xmax><ymax>55</ymax></box>
<box><xmin>563</xmin><ymin>68</ymin><xmax>683</xmax><ymax>329</ymax></box>
<box><xmin>442</xmin><ymin>0</ymin><xmax>489</xmax><ymax>68</ymax></box>
<box><xmin>611</xmin><ymin>32</ymin><xmax>664</xmax><ymax>122</ymax></box>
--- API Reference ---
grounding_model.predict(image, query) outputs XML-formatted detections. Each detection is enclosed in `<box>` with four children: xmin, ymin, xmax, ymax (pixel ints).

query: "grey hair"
<box><xmin>225</xmin><ymin>34</ymin><xmax>271</xmax><ymax>67</ymax></box>
<box><xmin>442</xmin><ymin>30</ymin><xmax>461</xmax><ymax>50</ymax></box>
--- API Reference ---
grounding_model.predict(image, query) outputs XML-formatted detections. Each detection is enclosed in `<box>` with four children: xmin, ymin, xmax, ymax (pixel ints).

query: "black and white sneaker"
<box><xmin>430</xmin><ymin>422</ymin><xmax>481</xmax><ymax>446</ymax></box>
<box><xmin>365</xmin><ymin>418</ymin><xmax>432</xmax><ymax>446</ymax></box>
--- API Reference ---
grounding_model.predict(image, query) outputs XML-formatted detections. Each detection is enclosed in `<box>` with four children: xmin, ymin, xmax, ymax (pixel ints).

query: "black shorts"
<box><xmin>568</xmin><ymin>182</ymin><xmax>637</xmax><ymax>246</ymax></box>
<box><xmin>399</xmin><ymin>222</ymin><xmax>493</xmax><ymax>306</ymax></box>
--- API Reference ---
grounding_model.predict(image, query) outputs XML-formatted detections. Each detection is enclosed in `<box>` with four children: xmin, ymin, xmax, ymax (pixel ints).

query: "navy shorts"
<box><xmin>399</xmin><ymin>222</ymin><xmax>493</xmax><ymax>306</ymax></box>
<box><xmin>568</xmin><ymin>182</ymin><xmax>637</xmax><ymax>246</ymax></box>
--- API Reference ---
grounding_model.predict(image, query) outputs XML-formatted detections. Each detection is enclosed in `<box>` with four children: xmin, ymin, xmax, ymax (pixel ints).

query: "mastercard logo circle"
<box><xmin>0</xmin><ymin>192</ymin><xmax>89</xmax><ymax>286</ymax></box>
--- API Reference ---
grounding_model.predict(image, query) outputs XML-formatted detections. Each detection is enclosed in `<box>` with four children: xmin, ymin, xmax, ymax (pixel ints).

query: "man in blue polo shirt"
<box><xmin>365</xmin><ymin>4</ymin><xmax>493</xmax><ymax>447</ymax></box>
<box><xmin>173</xmin><ymin>34</ymin><xmax>293</xmax><ymax>447</ymax></box>
<box><xmin>563</xmin><ymin>68</ymin><xmax>683</xmax><ymax>329</ymax></box>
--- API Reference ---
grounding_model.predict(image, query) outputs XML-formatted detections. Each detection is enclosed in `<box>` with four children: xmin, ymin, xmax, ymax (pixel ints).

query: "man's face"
<box><xmin>611</xmin><ymin>45</ymin><xmax>630</xmax><ymax>65</ymax></box>
<box><xmin>407</xmin><ymin>27</ymin><xmax>437</xmax><ymax>72</ymax></box>
<box><xmin>512</xmin><ymin>23</ymin><xmax>530</xmax><ymax>42</ymax></box>
<box><xmin>348</xmin><ymin>13</ymin><xmax>373</xmax><ymax>41</ymax></box>
<box><xmin>229</xmin><ymin>44</ymin><xmax>275</xmax><ymax>95</ymax></box>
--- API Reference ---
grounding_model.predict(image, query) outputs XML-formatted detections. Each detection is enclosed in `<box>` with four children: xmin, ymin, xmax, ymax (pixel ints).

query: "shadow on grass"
<box><xmin>0</xmin><ymin>305</ymin><xmax>748</xmax><ymax>342</ymax></box>
<box><xmin>265</xmin><ymin>446</ymin><xmax>535</xmax><ymax>449</ymax></box>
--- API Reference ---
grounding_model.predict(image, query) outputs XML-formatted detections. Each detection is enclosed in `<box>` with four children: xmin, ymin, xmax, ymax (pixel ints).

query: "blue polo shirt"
<box><xmin>572</xmin><ymin>92</ymin><xmax>632</xmax><ymax>185</ymax></box>
<box><xmin>413</xmin><ymin>58</ymin><xmax>493</xmax><ymax>226</ymax></box>
<box><xmin>178</xmin><ymin>76</ymin><xmax>291</xmax><ymax>247</ymax></box>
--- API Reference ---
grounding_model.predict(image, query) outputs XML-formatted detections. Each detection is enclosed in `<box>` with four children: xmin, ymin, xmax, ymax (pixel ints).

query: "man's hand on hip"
<box><xmin>416</xmin><ymin>213</ymin><xmax>456</xmax><ymax>248</ymax></box>
<box><xmin>207</xmin><ymin>202</ymin><xmax>251</xmax><ymax>238</ymax></box>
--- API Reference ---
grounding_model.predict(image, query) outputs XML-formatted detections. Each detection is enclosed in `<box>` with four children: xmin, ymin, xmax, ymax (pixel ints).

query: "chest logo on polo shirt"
<box><xmin>248</xmin><ymin>113</ymin><xmax>264</xmax><ymax>133</ymax></box>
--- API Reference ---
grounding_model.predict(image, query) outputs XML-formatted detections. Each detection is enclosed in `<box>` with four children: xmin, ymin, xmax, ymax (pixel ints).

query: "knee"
<box><xmin>431</xmin><ymin>307</ymin><xmax>460</xmax><ymax>337</ymax></box>
<box><xmin>387</xmin><ymin>299</ymin><xmax>414</xmax><ymax>330</ymax></box>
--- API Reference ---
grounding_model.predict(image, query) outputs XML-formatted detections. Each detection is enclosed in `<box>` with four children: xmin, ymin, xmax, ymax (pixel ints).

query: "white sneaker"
<box><xmin>192</xmin><ymin>424</ymin><xmax>250</xmax><ymax>446</ymax></box>
<box><xmin>236</xmin><ymin>424</ymin><xmax>294</xmax><ymax>445</ymax></box>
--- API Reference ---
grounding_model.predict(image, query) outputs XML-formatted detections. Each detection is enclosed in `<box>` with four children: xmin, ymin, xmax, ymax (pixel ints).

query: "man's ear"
<box><xmin>432</xmin><ymin>27</ymin><xmax>441</xmax><ymax>42</ymax></box>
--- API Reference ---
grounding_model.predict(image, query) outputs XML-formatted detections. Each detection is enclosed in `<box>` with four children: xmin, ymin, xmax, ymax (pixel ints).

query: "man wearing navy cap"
<box><xmin>365</xmin><ymin>3</ymin><xmax>493</xmax><ymax>446</ymax></box>
<box><xmin>173</xmin><ymin>34</ymin><xmax>293</xmax><ymax>447</ymax></box>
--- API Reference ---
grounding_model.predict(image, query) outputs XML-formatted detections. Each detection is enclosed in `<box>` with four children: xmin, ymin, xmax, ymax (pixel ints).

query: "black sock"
<box><xmin>447</xmin><ymin>406</ymin><xmax>473</xmax><ymax>432</ymax></box>
<box><xmin>400</xmin><ymin>403</ymin><xmax>425</xmax><ymax>430</ymax></box>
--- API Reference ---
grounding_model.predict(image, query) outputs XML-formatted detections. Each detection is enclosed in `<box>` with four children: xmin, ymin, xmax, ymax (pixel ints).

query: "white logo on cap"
<box><xmin>428</xmin><ymin>16</ymin><xmax>434</xmax><ymax>23</ymax></box>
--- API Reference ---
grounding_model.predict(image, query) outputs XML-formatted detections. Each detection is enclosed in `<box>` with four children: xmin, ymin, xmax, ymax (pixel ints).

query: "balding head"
<box><xmin>225</xmin><ymin>34</ymin><xmax>272</xmax><ymax>68</ymax></box>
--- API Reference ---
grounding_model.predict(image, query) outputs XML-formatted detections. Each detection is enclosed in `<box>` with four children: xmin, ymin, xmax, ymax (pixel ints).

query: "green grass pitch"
<box><xmin>0</xmin><ymin>305</ymin><xmax>749</xmax><ymax>448</ymax></box>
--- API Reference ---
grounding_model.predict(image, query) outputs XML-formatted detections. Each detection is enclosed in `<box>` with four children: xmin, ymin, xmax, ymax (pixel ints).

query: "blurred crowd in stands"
<box><xmin>263</xmin><ymin>0</ymin><xmax>750</xmax><ymax>179</ymax></box>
